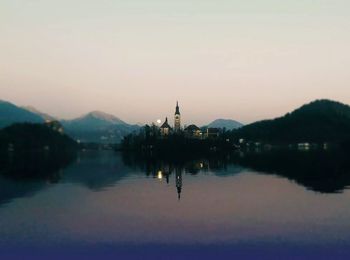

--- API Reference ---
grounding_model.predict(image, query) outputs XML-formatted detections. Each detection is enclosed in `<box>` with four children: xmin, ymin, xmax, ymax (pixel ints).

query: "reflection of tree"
<box><xmin>0</xmin><ymin>151</ymin><xmax>76</xmax><ymax>205</ymax></box>
<box><xmin>0</xmin><ymin>151</ymin><xmax>76</xmax><ymax>180</ymax></box>
<box><xmin>232</xmin><ymin>149</ymin><xmax>350</xmax><ymax>193</ymax></box>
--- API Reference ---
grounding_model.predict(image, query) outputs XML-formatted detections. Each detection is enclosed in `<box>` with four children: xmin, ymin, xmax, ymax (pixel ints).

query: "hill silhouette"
<box><xmin>22</xmin><ymin>106</ymin><xmax>57</xmax><ymax>121</ymax></box>
<box><xmin>0</xmin><ymin>123</ymin><xmax>77</xmax><ymax>152</ymax></box>
<box><xmin>62</xmin><ymin>111</ymin><xmax>139</xmax><ymax>144</ymax></box>
<box><xmin>0</xmin><ymin>100</ymin><xmax>44</xmax><ymax>128</ymax></box>
<box><xmin>232</xmin><ymin>99</ymin><xmax>350</xmax><ymax>143</ymax></box>
<box><xmin>206</xmin><ymin>119</ymin><xmax>243</xmax><ymax>130</ymax></box>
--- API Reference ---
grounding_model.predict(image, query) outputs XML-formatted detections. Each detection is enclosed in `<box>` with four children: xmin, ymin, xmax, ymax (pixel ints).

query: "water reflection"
<box><xmin>0</xmin><ymin>151</ymin><xmax>75</xmax><ymax>180</ymax></box>
<box><xmin>62</xmin><ymin>151</ymin><xmax>132</xmax><ymax>191</ymax></box>
<box><xmin>175</xmin><ymin>169</ymin><xmax>182</xmax><ymax>200</ymax></box>
<box><xmin>232</xmin><ymin>149</ymin><xmax>350</xmax><ymax>193</ymax></box>
<box><xmin>0</xmin><ymin>151</ymin><xmax>76</xmax><ymax>205</ymax></box>
<box><xmin>2</xmin><ymin>149</ymin><xmax>350</xmax><ymax>258</ymax></box>
<box><xmin>123</xmin><ymin>148</ymin><xmax>350</xmax><ymax>195</ymax></box>
<box><xmin>1</xmin><ymin>148</ymin><xmax>350</xmax><ymax>207</ymax></box>
<box><xmin>0</xmin><ymin>151</ymin><xmax>134</xmax><ymax>206</ymax></box>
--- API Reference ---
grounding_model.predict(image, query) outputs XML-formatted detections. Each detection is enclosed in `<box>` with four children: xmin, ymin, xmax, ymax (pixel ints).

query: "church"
<box><xmin>160</xmin><ymin>102</ymin><xmax>220</xmax><ymax>139</ymax></box>
<box><xmin>160</xmin><ymin>101</ymin><xmax>181</xmax><ymax>136</ymax></box>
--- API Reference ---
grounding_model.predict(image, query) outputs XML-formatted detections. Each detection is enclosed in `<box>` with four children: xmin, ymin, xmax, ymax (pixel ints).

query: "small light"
<box><xmin>157</xmin><ymin>171</ymin><xmax>163</xmax><ymax>179</ymax></box>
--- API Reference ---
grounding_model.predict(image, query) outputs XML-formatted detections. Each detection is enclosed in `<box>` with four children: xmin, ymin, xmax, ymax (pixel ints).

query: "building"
<box><xmin>160</xmin><ymin>102</ymin><xmax>223</xmax><ymax>140</ymax></box>
<box><xmin>174</xmin><ymin>101</ymin><xmax>181</xmax><ymax>131</ymax></box>
<box><xmin>184</xmin><ymin>124</ymin><xmax>202</xmax><ymax>138</ymax></box>
<box><xmin>204</xmin><ymin>128</ymin><xmax>220</xmax><ymax>139</ymax></box>
<box><xmin>160</xmin><ymin>117</ymin><xmax>172</xmax><ymax>136</ymax></box>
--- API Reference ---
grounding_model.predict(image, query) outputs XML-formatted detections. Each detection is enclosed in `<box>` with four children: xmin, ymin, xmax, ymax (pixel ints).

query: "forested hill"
<box><xmin>231</xmin><ymin>100</ymin><xmax>350</xmax><ymax>144</ymax></box>
<box><xmin>0</xmin><ymin>123</ymin><xmax>77</xmax><ymax>152</ymax></box>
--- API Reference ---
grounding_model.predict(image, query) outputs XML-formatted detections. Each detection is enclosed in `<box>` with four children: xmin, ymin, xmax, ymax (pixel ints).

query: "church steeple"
<box><xmin>175</xmin><ymin>101</ymin><xmax>180</xmax><ymax>115</ymax></box>
<box><xmin>174</xmin><ymin>101</ymin><xmax>181</xmax><ymax>131</ymax></box>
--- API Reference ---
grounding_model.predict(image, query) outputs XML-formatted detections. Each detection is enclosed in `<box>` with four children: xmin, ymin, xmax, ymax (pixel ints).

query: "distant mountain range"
<box><xmin>233</xmin><ymin>99</ymin><xmax>350</xmax><ymax>143</ymax></box>
<box><xmin>0</xmin><ymin>100</ymin><xmax>139</xmax><ymax>144</ymax></box>
<box><xmin>61</xmin><ymin>111</ymin><xmax>139</xmax><ymax>144</ymax></box>
<box><xmin>2</xmin><ymin>99</ymin><xmax>350</xmax><ymax>144</ymax></box>
<box><xmin>205</xmin><ymin>119</ymin><xmax>243</xmax><ymax>130</ymax></box>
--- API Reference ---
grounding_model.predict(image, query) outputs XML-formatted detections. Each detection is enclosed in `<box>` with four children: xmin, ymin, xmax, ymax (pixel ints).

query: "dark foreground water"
<box><xmin>1</xmin><ymin>150</ymin><xmax>350</xmax><ymax>259</ymax></box>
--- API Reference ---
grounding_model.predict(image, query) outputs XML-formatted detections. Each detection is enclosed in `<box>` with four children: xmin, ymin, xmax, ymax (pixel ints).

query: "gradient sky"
<box><xmin>1</xmin><ymin>0</ymin><xmax>350</xmax><ymax>125</ymax></box>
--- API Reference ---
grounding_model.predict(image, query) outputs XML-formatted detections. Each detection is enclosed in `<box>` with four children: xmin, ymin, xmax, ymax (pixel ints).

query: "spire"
<box><xmin>161</xmin><ymin>117</ymin><xmax>171</xmax><ymax>128</ymax></box>
<box><xmin>175</xmin><ymin>101</ymin><xmax>180</xmax><ymax>115</ymax></box>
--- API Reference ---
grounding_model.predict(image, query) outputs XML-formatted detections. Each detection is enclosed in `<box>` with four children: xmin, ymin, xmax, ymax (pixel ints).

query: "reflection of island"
<box><xmin>157</xmin><ymin>167</ymin><xmax>183</xmax><ymax>200</ymax></box>
<box><xmin>122</xmin><ymin>153</ymin><xmax>247</xmax><ymax>199</ymax></box>
<box><xmin>123</xmin><ymin>147</ymin><xmax>350</xmax><ymax>194</ymax></box>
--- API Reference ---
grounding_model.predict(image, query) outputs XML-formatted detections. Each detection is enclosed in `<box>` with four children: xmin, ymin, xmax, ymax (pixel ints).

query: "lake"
<box><xmin>1</xmin><ymin>149</ymin><xmax>350</xmax><ymax>259</ymax></box>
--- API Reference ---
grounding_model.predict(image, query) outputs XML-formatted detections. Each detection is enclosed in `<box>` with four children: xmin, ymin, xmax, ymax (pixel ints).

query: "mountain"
<box><xmin>206</xmin><ymin>119</ymin><xmax>243</xmax><ymax>130</ymax></box>
<box><xmin>22</xmin><ymin>106</ymin><xmax>56</xmax><ymax>121</ymax></box>
<box><xmin>232</xmin><ymin>99</ymin><xmax>350</xmax><ymax>143</ymax></box>
<box><xmin>64</xmin><ymin>111</ymin><xmax>126</xmax><ymax>128</ymax></box>
<box><xmin>0</xmin><ymin>100</ymin><xmax>44</xmax><ymax>128</ymax></box>
<box><xmin>62</xmin><ymin>111</ymin><xmax>139</xmax><ymax>144</ymax></box>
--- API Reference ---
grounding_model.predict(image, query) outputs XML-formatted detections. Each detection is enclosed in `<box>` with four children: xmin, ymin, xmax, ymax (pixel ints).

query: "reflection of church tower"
<box><xmin>175</xmin><ymin>168</ymin><xmax>182</xmax><ymax>200</ymax></box>
<box><xmin>174</xmin><ymin>101</ymin><xmax>181</xmax><ymax>131</ymax></box>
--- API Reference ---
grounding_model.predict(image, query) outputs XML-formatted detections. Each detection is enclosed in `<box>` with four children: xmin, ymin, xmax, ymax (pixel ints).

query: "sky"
<box><xmin>1</xmin><ymin>0</ymin><xmax>350</xmax><ymax>125</ymax></box>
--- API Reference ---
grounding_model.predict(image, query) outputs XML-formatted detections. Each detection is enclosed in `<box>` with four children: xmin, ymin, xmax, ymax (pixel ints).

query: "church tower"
<box><xmin>174</xmin><ymin>101</ymin><xmax>181</xmax><ymax>131</ymax></box>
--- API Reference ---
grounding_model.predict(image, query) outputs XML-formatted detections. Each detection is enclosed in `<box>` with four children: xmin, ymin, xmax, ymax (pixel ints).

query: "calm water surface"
<box><xmin>1</xmin><ymin>150</ymin><xmax>350</xmax><ymax>259</ymax></box>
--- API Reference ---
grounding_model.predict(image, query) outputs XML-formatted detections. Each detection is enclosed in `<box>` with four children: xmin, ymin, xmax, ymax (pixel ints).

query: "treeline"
<box><xmin>0</xmin><ymin>123</ymin><xmax>78</xmax><ymax>153</ymax></box>
<box><xmin>121</xmin><ymin>125</ymin><xmax>234</xmax><ymax>156</ymax></box>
